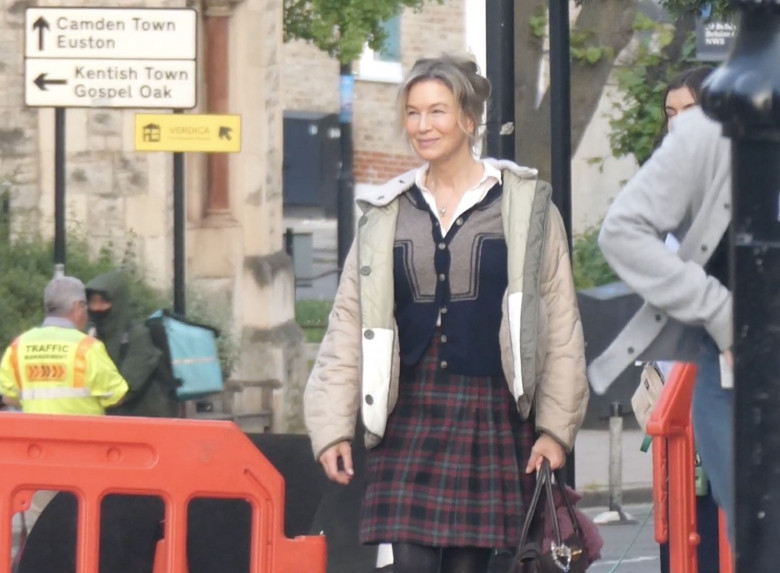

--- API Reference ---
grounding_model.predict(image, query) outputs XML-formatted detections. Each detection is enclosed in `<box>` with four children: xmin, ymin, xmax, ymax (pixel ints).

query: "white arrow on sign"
<box><xmin>25</xmin><ymin>58</ymin><xmax>197</xmax><ymax>109</ymax></box>
<box><xmin>25</xmin><ymin>8</ymin><xmax>197</xmax><ymax>60</ymax></box>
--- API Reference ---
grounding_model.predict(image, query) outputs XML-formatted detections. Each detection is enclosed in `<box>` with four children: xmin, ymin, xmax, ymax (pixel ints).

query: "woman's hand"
<box><xmin>525</xmin><ymin>433</ymin><xmax>566</xmax><ymax>473</ymax></box>
<box><xmin>318</xmin><ymin>441</ymin><xmax>355</xmax><ymax>485</ymax></box>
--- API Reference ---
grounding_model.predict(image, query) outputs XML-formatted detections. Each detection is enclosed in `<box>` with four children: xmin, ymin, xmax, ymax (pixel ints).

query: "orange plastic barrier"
<box><xmin>0</xmin><ymin>413</ymin><xmax>326</xmax><ymax>573</ymax></box>
<box><xmin>646</xmin><ymin>362</ymin><xmax>733</xmax><ymax>573</ymax></box>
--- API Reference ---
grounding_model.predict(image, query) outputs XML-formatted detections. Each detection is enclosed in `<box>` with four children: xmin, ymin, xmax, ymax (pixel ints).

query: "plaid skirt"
<box><xmin>360</xmin><ymin>334</ymin><xmax>536</xmax><ymax>548</ymax></box>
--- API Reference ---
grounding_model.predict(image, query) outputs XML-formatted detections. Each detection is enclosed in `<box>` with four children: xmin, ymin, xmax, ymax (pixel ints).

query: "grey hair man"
<box><xmin>43</xmin><ymin>276</ymin><xmax>90</xmax><ymax>330</ymax></box>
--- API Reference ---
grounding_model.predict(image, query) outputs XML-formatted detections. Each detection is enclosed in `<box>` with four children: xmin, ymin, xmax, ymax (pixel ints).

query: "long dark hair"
<box><xmin>649</xmin><ymin>65</ymin><xmax>715</xmax><ymax>157</ymax></box>
<box><xmin>661</xmin><ymin>65</ymin><xmax>716</xmax><ymax>124</ymax></box>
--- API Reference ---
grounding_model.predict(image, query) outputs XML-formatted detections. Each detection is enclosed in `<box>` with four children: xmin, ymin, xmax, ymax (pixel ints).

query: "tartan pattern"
<box><xmin>360</xmin><ymin>334</ymin><xmax>536</xmax><ymax>548</ymax></box>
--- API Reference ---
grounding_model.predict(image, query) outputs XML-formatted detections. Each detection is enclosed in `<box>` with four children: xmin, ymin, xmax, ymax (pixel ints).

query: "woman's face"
<box><xmin>404</xmin><ymin>79</ymin><xmax>473</xmax><ymax>164</ymax></box>
<box><xmin>665</xmin><ymin>86</ymin><xmax>697</xmax><ymax>126</ymax></box>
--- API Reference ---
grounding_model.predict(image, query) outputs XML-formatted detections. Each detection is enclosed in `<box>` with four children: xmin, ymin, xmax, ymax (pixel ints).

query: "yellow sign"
<box><xmin>134</xmin><ymin>114</ymin><xmax>241</xmax><ymax>153</ymax></box>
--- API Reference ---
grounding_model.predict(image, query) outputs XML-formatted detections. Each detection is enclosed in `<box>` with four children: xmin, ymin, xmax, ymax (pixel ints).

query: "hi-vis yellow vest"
<box><xmin>0</xmin><ymin>326</ymin><xmax>127</xmax><ymax>415</ymax></box>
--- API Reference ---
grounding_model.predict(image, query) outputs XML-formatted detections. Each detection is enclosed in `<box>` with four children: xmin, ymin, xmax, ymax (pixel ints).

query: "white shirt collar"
<box><xmin>416</xmin><ymin>159</ymin><xmax>502</xmax><ymax>235</ymax></box>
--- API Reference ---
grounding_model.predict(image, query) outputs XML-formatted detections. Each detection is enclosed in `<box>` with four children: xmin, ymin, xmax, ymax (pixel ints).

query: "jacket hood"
<box><xmin>86</xmin><ymin>271</ymin><xmax>132</xmax><ymax>357</ymax></box>
<box><xmin>355</xmin><ymin>158</ymin><xmax>539</xmax><ymax>210</ymax></box>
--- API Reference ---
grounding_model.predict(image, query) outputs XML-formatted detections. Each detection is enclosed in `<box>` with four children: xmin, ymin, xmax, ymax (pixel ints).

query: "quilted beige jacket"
<box><xmin>304</xmin><ymin>159</ymin><xmax>588</xmax><ymax>460</ymax></box>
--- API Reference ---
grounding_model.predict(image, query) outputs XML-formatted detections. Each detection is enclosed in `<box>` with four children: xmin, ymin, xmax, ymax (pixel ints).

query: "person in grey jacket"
<box><xmin>304</xmin><ymin>54</ymin><xmax>588</xmax><ymax>573</ymax></box>
<box><xmin>589</xmin><ymin>105</ymin><xmax>733</xmax><ymax>537</ymax></box>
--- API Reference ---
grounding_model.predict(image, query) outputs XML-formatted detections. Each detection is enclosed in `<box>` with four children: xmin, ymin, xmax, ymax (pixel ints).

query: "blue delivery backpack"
<box><xmin>146</xmin><ymin>309</ymin><xmax>224</xmax><ymax>401</ymax></box>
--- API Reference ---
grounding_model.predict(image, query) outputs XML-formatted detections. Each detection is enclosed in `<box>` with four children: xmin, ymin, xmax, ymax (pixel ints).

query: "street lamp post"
<box><xmin>701</xmin><ymin>1</ymin><xmax>780</xmax><ymax>567</ymax></box>
<box><xmin>337</xmin><ymin>63</ymin><xmax>355</xmax><ymax>277</ymax></box>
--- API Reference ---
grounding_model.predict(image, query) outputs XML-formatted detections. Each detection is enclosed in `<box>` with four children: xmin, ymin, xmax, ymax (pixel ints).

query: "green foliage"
<box><xmin>572</xmin><ymin>226</ymin><xmax>618</xmax><ymax>290</ymax></box>
<box><xmin>295</xmin><ymin>299</ymin><xmax>332</xmax><ymax>343</ymax></box>
<box><xmin>0</xmin><ymin>230</ymin><xmax>164</xmax><ymax>353</ymax></box>
<box><xmin>529</xmin><ymin>8</ymin><xmax>547</xmax><ymax>39</ymax></box>
<box><xmin>570</xmin><ymin>29</ymin><xmax>614</xmax><ymax>66</ymax></box>
<box><xmin>608</xmin><ymin>14</ymin><xmax>701</xmax><ymax>165</ymax></box>
<box><xmin>283</xmin><ymin>0</ymin><xmax>438</xmax><ymax>64</ymax></box>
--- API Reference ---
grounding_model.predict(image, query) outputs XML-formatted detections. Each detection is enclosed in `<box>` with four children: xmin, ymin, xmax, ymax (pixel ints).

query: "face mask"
<box><xmin>88</xmin><ymin>309</ymin><xmax>112</xmax><ymax>329</ymax></box>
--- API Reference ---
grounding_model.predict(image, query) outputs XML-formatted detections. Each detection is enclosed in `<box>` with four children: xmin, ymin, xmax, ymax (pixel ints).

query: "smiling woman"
<box><xmin>304</xmin><ymin>54</ymin><xmax>588</xmax><ymax>573</ymax></box>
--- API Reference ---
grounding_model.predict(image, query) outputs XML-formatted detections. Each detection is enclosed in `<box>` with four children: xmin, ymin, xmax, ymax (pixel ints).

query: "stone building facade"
<box><xmin>0</xmin><ymin>0</ymin><xmax>306</xmax><ymax>432</ymax></box>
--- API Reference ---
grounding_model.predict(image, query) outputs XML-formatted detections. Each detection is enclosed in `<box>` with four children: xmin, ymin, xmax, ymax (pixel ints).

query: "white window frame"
<box><xmin>357</xmin><ymin>47</ymin><xmax>403</xmax><ymax>83</ymax></box>
<box><xmin>356</xmin><ymin>16</ymin><xmax>403</xmax><ymax>84</ymax></box>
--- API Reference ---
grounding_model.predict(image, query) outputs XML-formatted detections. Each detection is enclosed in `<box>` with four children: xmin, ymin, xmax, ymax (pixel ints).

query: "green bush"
<box><xmin>295</xmin><ymin>299</ymin><xmax>332</xmax><ymax>343</ymax></box>
<box><xmin>0</xmin><ymin>232</ymin><xmax>165</xmax><ymax>352</ymax></box>
<box><xmin>572</xmin><ymin>226</ymin><xmax>618</xmax><ymax>290</ymax></box>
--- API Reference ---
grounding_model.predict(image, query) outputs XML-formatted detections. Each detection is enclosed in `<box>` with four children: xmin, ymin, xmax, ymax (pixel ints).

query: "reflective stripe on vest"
<box><xmin>9</xmin><ymin>338</ymin><xmax>23</xmax><ymax>390</ymax></box>
<box><xmin>20</xmin><ymin>387</ymin><xmax>93</xmax><ymax>400</ymax></box>
<box><xmin>72</xmin><ymin>337</ymin><xmax>96</xmax><ymax>389</ymax></box>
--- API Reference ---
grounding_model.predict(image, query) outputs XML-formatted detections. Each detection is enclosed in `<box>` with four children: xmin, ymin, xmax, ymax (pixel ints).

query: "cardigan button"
<box><xmin>628</xmin><ymin>347</ymin><xmax>635</xmax><ymax>354</ymax></box>
<box><xmin>365</xmin><ymin>394</ymin><xmax>374</xmax><ymax>405</ymax></box>
<box><xmin>360</xmin><ymin>266</ymin><xmax>371</xmax><ymax>276</ymax></box>
<box><xmin>440</xmin><ymin>361</ymin><xmax>448</xmax><ymax>369</ymax></box>
<box><xmin>438</xmin><ymin>273</ymin><xmax>446</xmax><ymax>282</ymax></box>
<box><xmin>701</xmin><ymin>245</ymin><xmax>708</xmax><ymax>252</ymax></box>
<box><xmin>455</xmin><ymin>217</ymin><xmax>464</xmax><ymax>226</ymax></box>
<box><xmin>438</xmin><ymin>242</ymin><xmax>446</xmax><ymax>250</ymax></box>
<box><xmin>441</xmin><ymin>334</ymin><xmax>448</xmax><ymax>343</ymax></box>
<box><xmin>440</xmin><ymin>306</ymin><xmax>448</xmax><ymax>314</ymax></box>
<box><xmin>364</xmin><ymin>329</ymin><xmax>374</xmax><ymax>340</ymax></box>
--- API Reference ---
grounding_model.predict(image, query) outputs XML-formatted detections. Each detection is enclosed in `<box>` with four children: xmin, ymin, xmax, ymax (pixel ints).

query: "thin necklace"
<box><xmin>439</xmin><ymin>206</ymin><xmax>446</xmax><ymax>215</ymax></box>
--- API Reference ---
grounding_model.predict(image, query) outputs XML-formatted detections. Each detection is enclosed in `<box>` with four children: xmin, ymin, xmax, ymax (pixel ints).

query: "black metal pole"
<box><xmin>173</xmin><ymin>110</ymin><xmax>186</xmax><ymax>315</ymax></box>
<box><xmin>549</xmin><ymin>0</ymin><xmax>573</xmax><ymax>254</ymax></box>
<box><xmin>54</xmin><ymin>107</ymin><xmax>66</xmax><ymax>271</ymax></box>
<box><xmin>549</xmin><ymin>0</ymin><xmax>575</xmax><ymax>488</ymax></box>
<box><xmin>702</xmin><ymin>2</ymin><xmax>780</xmax><ymax>567</ymax></box>
<box><xmin>486</xmin><ymin>0</ymin><xmax>515</xmax><ymax>160</ymax></box>
<box><xmin>337</xmin><ymin>63</ymin><xmax>355</xmax><ymax>277</ymax></box>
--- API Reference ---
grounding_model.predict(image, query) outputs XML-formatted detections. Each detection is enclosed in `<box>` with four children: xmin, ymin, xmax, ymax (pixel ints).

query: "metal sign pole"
<box><xmin>549</xmin><ymin>0</ymin><xmax>575</xmax><ymax>487</ymax></box>
<box><xmin>485</xmin><ymin>0</ymin><xmax>515</xmax><ymax>160</ymax></box>
<box><xmin>173</xmin><ymin>110</ymin><xmax>186</xmax><ymax>315</ymax></box>
<box><xmin>53</xmin><ymin>107</ymin><xmax>66</xmax><ymax>272</ymax></box>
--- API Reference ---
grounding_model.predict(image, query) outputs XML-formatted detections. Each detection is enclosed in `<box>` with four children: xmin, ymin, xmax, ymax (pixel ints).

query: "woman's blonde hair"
<box><xmin>397</xmin><ymin>54</ymin><xmax>492</xmax><ymax>149</ymax></box>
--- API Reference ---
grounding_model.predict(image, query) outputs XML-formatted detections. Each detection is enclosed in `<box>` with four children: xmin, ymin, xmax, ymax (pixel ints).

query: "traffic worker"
<box><xmin>0</xmin><ymin>275</ymin><xmax>129</xmax><ymax>529</ymax></box>
<box><xmin>0</xmin><ymin>275</ymin><xmax>129</xmax><ymax>414</ymax></box>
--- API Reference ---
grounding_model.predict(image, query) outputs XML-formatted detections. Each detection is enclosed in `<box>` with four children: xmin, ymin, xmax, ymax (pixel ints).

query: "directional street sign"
<box><xmin>25</xmin><ymin>7</ymin><xmax>197</xmax><ymax>109</ymax></box>
<box><xmin>134</xmin><ymin>114</ymin><xmax>242</xmax><ymax>153</ymax></box>
<box><xmin>25</xmin><ymin>59</ymin><xmax>197</xmax><ymax>108</ymax></box>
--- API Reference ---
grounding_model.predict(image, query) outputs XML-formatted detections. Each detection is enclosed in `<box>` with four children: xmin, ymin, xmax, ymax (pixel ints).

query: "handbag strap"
<box><xmin>552</xmin><ymin>468</ymin><xmax>584</xmax><ymax>539</ymax></box>
<box><xmin>517</xmin><ymin>459</ymin><xmax>563</xmax><ymax>549</ymax></box>
<box><xmin>516</xmin><ymin>459</ymin><xmax>549</xmax><ymax>549</ymax></box>
<box><xmin>542</xmin><ymin>461</ymin><xmax>563</xmax><ymax>546</ymax></box>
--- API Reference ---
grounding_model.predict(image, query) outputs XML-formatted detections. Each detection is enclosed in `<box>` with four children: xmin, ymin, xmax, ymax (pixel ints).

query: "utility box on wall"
<box><xmin>283</xmin><ymin>111</ymin><xmax>341</xmax><ymax>217</ymax></box>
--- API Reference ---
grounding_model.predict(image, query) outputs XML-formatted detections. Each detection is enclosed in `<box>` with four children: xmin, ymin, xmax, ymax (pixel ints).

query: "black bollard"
<box><xmin>701</xmin><ymin>2</ymin><xmax>780</xmax><ymax>569</ymax></box>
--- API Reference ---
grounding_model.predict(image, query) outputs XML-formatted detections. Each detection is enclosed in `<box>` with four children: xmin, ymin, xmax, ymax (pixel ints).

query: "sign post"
<box><xmin>24</xmin><ymin>7</ymin><xmax>197</xmax><ymax>305</ymax></box>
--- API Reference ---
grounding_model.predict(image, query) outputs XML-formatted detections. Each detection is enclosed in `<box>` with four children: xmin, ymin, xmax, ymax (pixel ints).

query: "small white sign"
<box><xmin>25</xmin><ymin>8</ymin><xmax>197</xmax><ymax>60</ymax></box>
<box><xmin>25</xmin><ymin>59</ymin><xmax>197</xmax><ymax>109</ymax></box>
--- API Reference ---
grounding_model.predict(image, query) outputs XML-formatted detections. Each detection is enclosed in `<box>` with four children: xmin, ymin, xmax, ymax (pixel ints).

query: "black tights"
<box><xmin>392</xmin><ymin>543</ymin><xmax>493</xmax><ymax>573</ymax></box>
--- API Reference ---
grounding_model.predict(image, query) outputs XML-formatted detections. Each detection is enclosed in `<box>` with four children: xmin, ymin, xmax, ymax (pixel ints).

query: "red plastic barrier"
<box><xmin>0</xmin><ymin>413</ymin><xmax>326</xmax><ymax>573</ymax></box>
<box><xmin>646</xmin><ymin>362</ymin><xmax>733</xmax><ymax>573</ymax></box>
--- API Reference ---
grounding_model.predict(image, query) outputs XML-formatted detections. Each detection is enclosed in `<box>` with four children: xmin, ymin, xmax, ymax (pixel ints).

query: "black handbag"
<box><xmin>509</xmin><ymin>459</ymin><xmax>588</xmax><ymax>573</ymax></box>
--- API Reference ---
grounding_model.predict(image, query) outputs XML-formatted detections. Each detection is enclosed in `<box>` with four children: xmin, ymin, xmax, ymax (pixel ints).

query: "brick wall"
<box><xmin>282</xmin><ymin>0</ymin><xmax>466</xmax><ymax>186</ymax></box>
<box><xmin>354</xmin><ymin>150</ymin><xmax>421</xmax><ymax>185</ymax></box>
